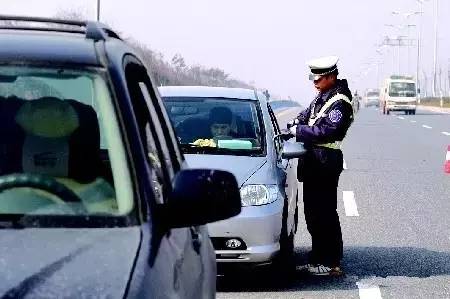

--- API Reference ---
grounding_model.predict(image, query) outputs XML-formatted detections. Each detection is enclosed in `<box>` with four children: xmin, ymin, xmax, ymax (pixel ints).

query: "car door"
<box><xmin>124</xmin><ymin>57</ymin><xmax>214</xmax><ymax>299</ymax></box>
<box><xmin>267</xmin><ymin>104</ymin><xmax>298</xmax><ymax>234</ymax></box>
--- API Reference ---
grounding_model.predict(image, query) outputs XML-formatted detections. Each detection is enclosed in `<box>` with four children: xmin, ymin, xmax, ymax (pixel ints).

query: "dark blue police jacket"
<box><xmin>295</xmin><ymin>79</ymin><xmax>353</xmax><ymax>147</ymax></box>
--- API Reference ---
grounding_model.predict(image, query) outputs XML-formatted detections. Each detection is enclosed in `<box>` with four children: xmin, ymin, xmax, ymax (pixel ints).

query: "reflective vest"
<box><xmin>308</xmin><ymin>93</ymin><xmax>353</xmax><ymax>150</ymax></box>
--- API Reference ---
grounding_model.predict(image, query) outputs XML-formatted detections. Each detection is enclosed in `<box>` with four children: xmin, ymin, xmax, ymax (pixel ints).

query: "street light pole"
<box><xmin>97</xmin><ymin>0</ymin><xmax>101</xmax><ymax>21</ymax></box>
<box><xmin>416</xmin><ymin>1</ymin><xmax>423</xmax><ymax>102</ymax></box>
<box><xmin>432</xmin><ymin>0</ymin><xmax>439</xmax><ymax>97</ymax></box>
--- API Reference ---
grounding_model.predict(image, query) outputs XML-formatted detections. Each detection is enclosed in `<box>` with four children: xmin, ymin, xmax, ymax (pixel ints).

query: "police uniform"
<box><xmin>290</xmin><ymin>56</ymin><xmax>353</xmax><ymax>271</ymax></box>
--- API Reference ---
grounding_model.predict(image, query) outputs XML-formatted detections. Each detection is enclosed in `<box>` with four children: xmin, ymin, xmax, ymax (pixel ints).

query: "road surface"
<box><xmin>217</xmin><ymin>106</ymin><xmax>450</xmax><ymax>299</ymax></box>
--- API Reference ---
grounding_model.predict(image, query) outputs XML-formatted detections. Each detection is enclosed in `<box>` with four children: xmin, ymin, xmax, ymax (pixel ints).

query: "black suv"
<box><xmin>0</xmin><ymin>16</ymin><xmax>241</xmax><ymax>298</ymax></box>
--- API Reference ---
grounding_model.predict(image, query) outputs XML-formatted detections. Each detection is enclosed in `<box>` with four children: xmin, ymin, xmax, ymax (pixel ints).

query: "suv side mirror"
<box><xmin>165</xmin><ymin>169</ymin><xmax>241</xmax><ymax>228</ymax></box>
<box><xmin>282</xmin><ymin>141</ymin><xmax>307</xmax><ymax>159</ymax></box>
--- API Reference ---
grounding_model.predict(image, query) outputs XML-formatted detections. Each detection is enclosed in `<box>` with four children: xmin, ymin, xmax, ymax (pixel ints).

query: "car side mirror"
<box><xmin>281</xmin><ymin>141</ymin><xmax>307</xmax><ymax>159</ymax></box>
<box><xmin>165</xmin><ymin>169</ymin><xmax>241</xmax><ymax>228</ymax></box>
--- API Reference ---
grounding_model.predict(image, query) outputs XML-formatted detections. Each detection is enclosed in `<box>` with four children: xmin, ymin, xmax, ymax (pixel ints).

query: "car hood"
<box><xmin>185</xmin><ymin>154</ymin><xmax>267</xmax><ymax>186</ymax></box>
<box><xmin>0</xmin><ymin>227</ymin><xmax>140</xmax><ymax>298</ymax></box>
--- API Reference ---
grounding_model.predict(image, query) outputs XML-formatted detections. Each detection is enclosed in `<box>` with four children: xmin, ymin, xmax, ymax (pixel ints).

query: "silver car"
<box><xmin>160</xmin><ymin>86</ymin><xmax>304</xmax><ymax>274</ymax></box>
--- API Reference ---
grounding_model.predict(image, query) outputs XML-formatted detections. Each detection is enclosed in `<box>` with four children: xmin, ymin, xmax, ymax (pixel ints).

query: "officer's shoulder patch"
<box><xmin>328</xmin><ymin>109</ymin><xmax>342</xmax><ymax>123</ymax></box>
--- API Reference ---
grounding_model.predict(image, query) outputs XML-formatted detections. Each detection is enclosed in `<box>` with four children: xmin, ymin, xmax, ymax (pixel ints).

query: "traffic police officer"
<box><xmin>288</xmin><ymin>56</ymin><xmax>353</xmax><ymax>276</ymax></box>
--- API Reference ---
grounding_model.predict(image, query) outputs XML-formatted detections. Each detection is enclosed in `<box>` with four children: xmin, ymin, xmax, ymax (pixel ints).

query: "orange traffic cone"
<box><xmin>445</xmin><ymin>145</ymin><xmax>450</xmax><ymax>174</ymax></box>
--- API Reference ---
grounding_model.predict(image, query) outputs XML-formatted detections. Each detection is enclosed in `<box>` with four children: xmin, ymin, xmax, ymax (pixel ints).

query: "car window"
<box><xmin>124</xmin><ymin>61</ymin><xmax>173</xmax><ymax>203</ymax></box>
<box><xmin>162</xmin><ymin>96</ymin><xmax>264</xmax><ymax>156</ymax></box>
<box><xmin>267</xmin><ymin>103</ymin><xmax>283</xmax><ymax>156</ymax></box>
<box><xmin>0</xmin><ymin>65</ymin><xmax>134</xmax><ymax>224</ymax></box>
<box><xmin>389</xmin><ymin>82</ymin><xmax>416</xmax><ymax>97</ymax></box>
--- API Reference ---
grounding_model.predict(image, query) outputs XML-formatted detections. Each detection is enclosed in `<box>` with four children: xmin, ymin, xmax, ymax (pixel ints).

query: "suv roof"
<box><xmin>159</xmin><ymin>86</ymin><xmax>259</xmax><ymax>101</ymax></box>
<box><xmin>0</xmin><ymin>15</ymin><xmax>124</xmax><ymax>66</ymax></box>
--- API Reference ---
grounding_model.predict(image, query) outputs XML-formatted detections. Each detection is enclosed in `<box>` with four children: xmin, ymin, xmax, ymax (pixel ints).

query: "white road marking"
<box><xmin>442</xmin><ymin>131</ymin><xmax>450</xmax><ymax>136</ymax></box>
<box><xmin>446</xmin><ymin>151</ymin><xmax>450</xmax><ymax>161</ymax></box>
<box><xmin>343</xmin><ymin>159</ymin><xmax>348</xmax><ymax>170</ymax></box>
<box><xmin>398</xmin><ymin>116</ymin><xmax>405</xmax><ymax>120</ymax></box>
<box><xmin>357</xmin><ymin>282</ymin><xmax>383</xmax><ymax>299</ymax></box>
<box><xmin>422</xmin><ymin>125</ymin><xmax>432</xmax><ymax>129</ymax></box>
<box><xmin>410</xmin><ymin>120</ymin><xmax>417</xmax><ymax>123</ymax></box>
<box><xmin>343</xmin><ymin>191</ymin><xmax>359</xmax><ymax>216</ymax></box>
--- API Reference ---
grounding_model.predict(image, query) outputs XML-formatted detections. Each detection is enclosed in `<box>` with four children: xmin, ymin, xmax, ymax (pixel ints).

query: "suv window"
<box><xmin>0</xmin><ymin>65</ymin><xmax>134</xmax><ymax>223</ymax></box>
<box><xmin>124</xmin><ymin>60</ymin><xmax>178</xmax><ymax>203</ymax></box>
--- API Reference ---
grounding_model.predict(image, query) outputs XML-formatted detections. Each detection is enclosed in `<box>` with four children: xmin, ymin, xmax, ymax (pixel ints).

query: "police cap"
<box><xmin>307</xmin><ymin>55</ymin><xmax>339</xmax><ymax>81</ymax></box>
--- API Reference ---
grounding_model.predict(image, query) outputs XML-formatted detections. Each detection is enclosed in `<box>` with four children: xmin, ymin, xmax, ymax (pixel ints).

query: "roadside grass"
<box><xmin>420</xmin><ymin>97</ymin><xmax>450</xmax><ymax>108</ymax></box>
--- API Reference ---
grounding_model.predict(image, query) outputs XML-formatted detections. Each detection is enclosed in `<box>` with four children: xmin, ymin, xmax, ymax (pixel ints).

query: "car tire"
<box><xmin>413</xmin><ymin>110</ymin><xmax>416</xmax><ymax>115</ymax></box>
<box><xmin>386</xmin><ymin>109</ymin><xmax>390</xmax><ymax>115</ymax></box>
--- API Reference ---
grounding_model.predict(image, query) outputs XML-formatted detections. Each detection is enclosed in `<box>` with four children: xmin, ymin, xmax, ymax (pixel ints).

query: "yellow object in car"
<box><xmin>192</xmin><ymin>139</ymin><xmax>217</xmax><ymax>147</ymax></box>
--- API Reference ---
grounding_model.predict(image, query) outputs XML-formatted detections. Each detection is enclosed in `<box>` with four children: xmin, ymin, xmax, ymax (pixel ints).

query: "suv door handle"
<box><xmin>190</xmin><ymin>227</ymin><xmax>202</xmax><ymax>254</ymax></box>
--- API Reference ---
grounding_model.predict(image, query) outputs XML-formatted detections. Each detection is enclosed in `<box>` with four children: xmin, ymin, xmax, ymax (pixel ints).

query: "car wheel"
<box><xmin>386</xmin><ymin>109</ymin><xmax>390</xmax><ymax>115</ymax></box>
<box><xmin>413</xmin><ymin>110</ymin><xmax>416</xmax><ymax>115</ymax></box>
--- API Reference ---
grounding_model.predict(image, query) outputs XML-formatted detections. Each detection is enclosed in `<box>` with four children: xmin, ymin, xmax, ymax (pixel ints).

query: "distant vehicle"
<box><xmin>364</xmin><ymin>89</ymin><xmax>380</xmax><ymax>107</ymax></box>
<box><xmin>0</xmin><ymin>16</ymin><xmax>241</xmax><ymax>298</ymax></box>
<box><xmin>160</xmin><ymin>86</ymin><xmax>306</xmax><ymax>277</ymax></box>
<box><xmin>352</xmin><ymin>92</ymin><xmax>361</xmax><ymax>113</ymax></box>
<box><xmin>381</xmin><ymin>75</ymin><xmax>417</xmax><ymax>115</ymax></box>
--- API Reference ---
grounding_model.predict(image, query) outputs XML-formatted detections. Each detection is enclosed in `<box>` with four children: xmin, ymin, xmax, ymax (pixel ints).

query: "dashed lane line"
<box><xmin>442</xmin><ymin>131</ymin><xmax>450</xmax><ymax>136</ymax></box>
<box><xmin>398</xmin><ymin>116</ymin><xmax>405</xmax><ymax>120</ymax></box>
<box><xmin>342</xmin><ymin>191</ymin><xmax>359</xmax><ymax>217</ymax></box>
<box><xmin>357</xmin><ymin>282</ymin><xmax>383</xmax><ymax>299</ymax></box>
<box><xmin>410</xmin><ymin>120</ymin><xmax>417</xmax><ymax>123</ymax></box>
<box><xmin>422</xmin><ymin>125</ymin><xmax>432</xmax><ymax>129</ymax></box>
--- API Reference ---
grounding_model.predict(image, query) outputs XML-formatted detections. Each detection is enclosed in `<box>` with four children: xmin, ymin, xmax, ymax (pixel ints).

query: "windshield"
<box><xmin>0</xmin><ymin>66</ymin><xmax>134</xmax><ymax>227</ymax></box>
<box><xmin>389</xmin><ymin>82</ymin><xmax>416</xmax><ymax>97</ymax></box>
<box><xmin>163</xmin><ymin>97</ymin><xmax>264</xmax><ymax>156</ymax></box>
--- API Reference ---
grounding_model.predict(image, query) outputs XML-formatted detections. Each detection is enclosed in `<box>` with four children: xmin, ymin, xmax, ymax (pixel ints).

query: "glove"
<box><xmin>287</xmin><ymin>118</ymin><xmax>299</xmax><ymax>129</ymax></box>
<box><xmin>279</xmin><ymin>129</ymin><xmax>294</xmax><ymax>141</ymax></box>
<box><xmin>289</xmin><ymin>125</ymin><xmax>297</xmax><ymax>136</ymax></box>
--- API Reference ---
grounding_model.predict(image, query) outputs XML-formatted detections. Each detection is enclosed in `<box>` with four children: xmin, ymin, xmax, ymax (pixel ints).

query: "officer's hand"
<box><xmin>279</xmin><ymin>129</ymin><xmax>294</xmax><ymax>141</ymax></box>
<box><xmin>287</xmin><ymin>118</ymin><xmax>299</xmax><ymax>129</ymax></box>
<box><xmin>289</xmin><ymin>125</ymin><xmax>297</xmax><ymax>136</ymax></box>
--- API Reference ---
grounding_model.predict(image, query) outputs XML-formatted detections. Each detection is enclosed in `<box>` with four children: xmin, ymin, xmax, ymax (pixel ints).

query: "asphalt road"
<box><xmin>217</xmin><ymin>106</ymin><xmax>450</xmax><ymax>299</ymax></box>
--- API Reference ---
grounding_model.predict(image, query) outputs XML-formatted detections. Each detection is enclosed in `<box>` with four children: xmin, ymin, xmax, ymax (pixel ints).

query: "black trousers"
<box><xmin>300</xmin><ymin>147</ymin><xmax>343</xmax><ymax>267</ymax></box>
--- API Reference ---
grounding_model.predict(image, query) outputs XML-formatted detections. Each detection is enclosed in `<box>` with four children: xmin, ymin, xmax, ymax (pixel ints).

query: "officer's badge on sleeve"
<box><xmin>328</xmin><ymin>109</ymin><xmax>342</xmax><ymax>123</ymax></box>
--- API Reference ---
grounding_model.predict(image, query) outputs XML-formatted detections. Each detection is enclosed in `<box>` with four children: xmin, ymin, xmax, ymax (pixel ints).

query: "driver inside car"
<box><xmin>192</xmin><ymin>106</ymin><xmax>237</xmax><ymax>147</ymax></box>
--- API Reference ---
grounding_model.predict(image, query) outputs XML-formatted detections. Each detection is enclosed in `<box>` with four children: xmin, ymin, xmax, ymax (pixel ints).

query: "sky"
<box><xmin>1</xmin><ymin>0</ymin><xmax>449</xmax><ymax>104</ymax></box>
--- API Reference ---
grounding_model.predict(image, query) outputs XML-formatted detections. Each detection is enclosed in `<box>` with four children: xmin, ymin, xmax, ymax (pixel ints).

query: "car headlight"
<box><xmin>240</xmin><ymin>185</ymin><xmax>279</xmax><ymax>207</ymax></box>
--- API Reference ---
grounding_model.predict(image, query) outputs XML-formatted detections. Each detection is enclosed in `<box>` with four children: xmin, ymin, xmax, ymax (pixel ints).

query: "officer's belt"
<box><xmin>315</xmin><ymin>141</ymin><xmax>342</xmax><ymax>149</ymax></box>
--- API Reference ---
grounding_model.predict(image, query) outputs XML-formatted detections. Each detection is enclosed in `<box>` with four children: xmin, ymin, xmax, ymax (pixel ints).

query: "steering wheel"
<box><xmin>0</xmin><ymin>173</ymin><xmax>85</xmax><ymax>212</ymax></box>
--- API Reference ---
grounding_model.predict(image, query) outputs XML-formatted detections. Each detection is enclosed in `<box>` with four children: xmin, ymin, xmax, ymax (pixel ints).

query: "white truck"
<box><xmin>381</xmin><ymin>75</ymin><xmax>418</xmax><ymax>115</ymax></box>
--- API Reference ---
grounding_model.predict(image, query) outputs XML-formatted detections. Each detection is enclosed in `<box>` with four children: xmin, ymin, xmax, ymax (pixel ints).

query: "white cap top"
<box><xmin>307</xmin><ymin>55</ymin><xmax>339</xmax><ymax>80</ymax></box>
